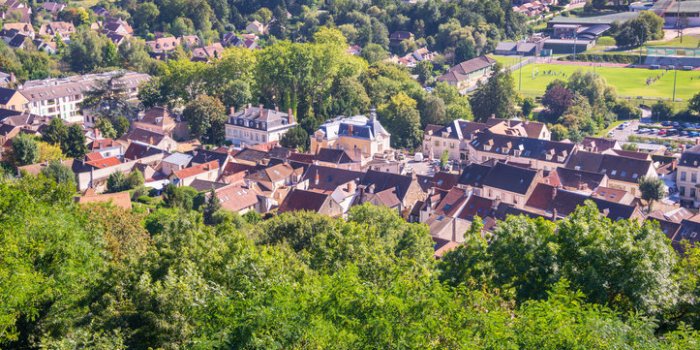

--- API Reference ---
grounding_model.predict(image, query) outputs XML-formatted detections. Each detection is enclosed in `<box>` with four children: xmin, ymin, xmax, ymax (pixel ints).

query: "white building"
<box><xmin>19</xmin><ymin>71</ymin><xmax>150</xmax><ymax>123</ymax></box>
<box><xmin>224</xmin><ymin>105</ymin><xmax>297</xmax><ymax>147</ymax></box>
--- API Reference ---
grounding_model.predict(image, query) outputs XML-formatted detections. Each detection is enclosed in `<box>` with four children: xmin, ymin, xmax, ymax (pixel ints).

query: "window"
<box><xmin>692</xmin><ymin>173</ymin><xmax>697</xmax><ymax>183</ymax></box>
<box><xmin>611</xmin><ymin>170</ymin><xmax>617</xmax><ymax>176</ymax></box>
<box><xmin>681</xmin><ymin>171</ymin><xmax>687</xmax><ymax>181</ymax></box>
<box><xmin>620</xmin><ymin>171</ymin><xmax>626</xmax><ymax>178</ymax></box>
<box><xmin>692</xmin><ymin>188</ymin><xmax>697</xmax><ymax>198</ymax></box>
<box><xmin>434</xmin><ymin>140</ymin><xmax>440</xmax><ymax>146</ymax></box>
<box><xmin>450</xmin><ymin>142</ymin><xmax>455</xmax><ymax>149</ymax></box>
<box><xmin>680</xmin><ymin>186</ymin><xmax>685</xmax><ymax>197</ymax></box>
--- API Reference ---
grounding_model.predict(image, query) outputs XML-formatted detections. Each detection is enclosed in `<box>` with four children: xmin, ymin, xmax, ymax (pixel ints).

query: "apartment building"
<box><xmin>678</xmin><ymin>146</ymin><xmax>700</xmax><ymax>207</ymax></box>
<box><xmin>19</xmin><ymin>71</ymin><xmax>150</xmax><ymax>123</ymax></box>
<box><xmin>310</xmin><ymin>111</ymin><xmax>391</xmax><ymax>158</ymax></box>
<box><xmin>224</xmin><ymin>105</ymin><xmax>297</xmax><ymax>147</ymax></box>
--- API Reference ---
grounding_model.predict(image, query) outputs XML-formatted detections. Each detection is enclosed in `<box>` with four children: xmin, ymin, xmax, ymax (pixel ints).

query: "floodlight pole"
<box><xmin>672</xmin><ymin>65</ymin><xmax>678</xmax><ymax>103</ymax></box>
<box><xmin>519</xmin><ymin>55</ymin><xmax>523</xmax><ymax>91</ymax></box>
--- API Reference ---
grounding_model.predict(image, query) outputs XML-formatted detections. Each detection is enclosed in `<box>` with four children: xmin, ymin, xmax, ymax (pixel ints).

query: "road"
<box><xmin>607</xmin><ymin>119</ymin><xmax>640</xmax><ymax>142</ymax></box>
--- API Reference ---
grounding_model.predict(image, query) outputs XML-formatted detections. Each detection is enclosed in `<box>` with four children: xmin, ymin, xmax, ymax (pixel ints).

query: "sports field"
<box><xmin>508</xmin><ymin>63</ymin><xmax>700</xmax><ymax>101</ymax></box>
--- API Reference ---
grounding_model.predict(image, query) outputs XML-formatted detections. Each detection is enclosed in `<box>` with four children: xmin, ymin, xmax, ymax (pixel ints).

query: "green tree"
<box><xmin>12</xmin><ymin>133</ymin><xmax>39</xmax><ymax>166</ymax></box>
<box><xmin>113</xmin><ymin>116</ymin><xmax>131</xmax><ymax>138</ymax></box>
<box><xmin>639</xmin><ymin>176</ymin><xmax>666</xmax><ymax>212</ymax></box>
<box><xmin>652</xmin><ymin>100</ymin><xmax>674</xmax><ymax>120</ymax></box>
<box><xmin>439</xmin><ymin>150</ymin><xmax>449</xmax><ymax>169</ymax></box>
<box><xmin>40</xmin><ymin>160</ymin><xmax>76</xmax><ymax>189</ymax></box>
<box><xmin>63</xmin><ymin>124</ymin><xmax>88</xmax><ymax>158</ymax></box>
<box><xmin>95</xmin><ymin>118</ymin><xmax>117</xmax><ymax>139</ymax></box>
<box><xmin>162</xmin><ymin>184</ymin><xmax>198</xmax><ymax>210</ymax></box>
<box><xmin>550</xmin><ymin>124</ymin><xmax>568</xmax><ymax>141</ymax></box>
<box><xmin>361</xmin><ymin>43</ymin><xmax>389</xmax><ymax>63</ymax></box>
<box><xmin>183</xmin><ymin>94</ymin><xmax>227</xmax><ymax>144</ymax></box>
<box><xmin>470</xmin><ymin>63</ymin><xmax>516</xmax><ymax>121</ymax></box>
<box><xmin>688</xmin><ymin>92</ymin><xmax>700</xmax><ymax>115</ymax></box>
<box><xmin>414</xmin><ymin>60</ymin><xmax>434</xmax><ymax>85</ymax></box>
<box><xmin>106</xmin><ymin>172</ymin><xmax>129</xmax><ymax>193</ymax></box>
<box><xmin>379</xmin><ymin>92</ymin><xmax>423</xmax><ymax>149</ymax></box>
<box><xmin>421</xmin><ymin>94</ymin><xmax>447</xmax><ymax>126</ymax></box>
<box><xmin>127</xmin><ymin>169</ymin><xmax>144</xmax><ymax>189</ymax></box>
<box><xmin>521</xmin><ymin>97</ymin><xmax>535</xmax><ymax>118</ymax></box>
<box><xmin>42</xmin><ymin>118</ymin><xmax>67</xmax><ymax>145</ymax></box>
<box><xmin>203</xmin><ymin>188</ymin><xmax>222</xmax><ymax>225</ymax></box>
<box><xmin>280</xmin><ymin>126</ymin><xmax>309</xmax><ymax>151</ymax></box>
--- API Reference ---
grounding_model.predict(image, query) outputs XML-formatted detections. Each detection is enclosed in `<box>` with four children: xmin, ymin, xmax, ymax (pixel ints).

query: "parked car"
<box><xmin>658</xmin><ymin>129</ymin><xmax>667</xmax><ymax>136</ymax></box>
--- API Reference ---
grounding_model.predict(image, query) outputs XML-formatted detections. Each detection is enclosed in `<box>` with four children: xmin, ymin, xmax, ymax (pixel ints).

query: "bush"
<box><xmin>651</xmin><ymin>100</ymin><xmax>674</xmax><ymax>120</ymax></box>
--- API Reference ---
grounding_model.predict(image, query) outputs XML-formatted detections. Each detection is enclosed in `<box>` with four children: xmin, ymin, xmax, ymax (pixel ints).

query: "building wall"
<box><xmin>179</xmin><ymin>169</ymin><xmax>219</xmax><ymax>187</ymax></box>
<box><xmin>677</xmin><ymin>165</ymin><xmax>700</xmax><ymax>202</ymax></box>
<box><xmin>225</xmin><ymin>124</ymin><xmax>293</xmax><ymax>146</ymax></box>
<box><xmin>482</xmin><ymin>185</ymin><xmax>527</xmax><ymax>208</ymax></box>
<box><xmin>422</xmin><ymin>135</ymin><xmax>461</xmax><ymax>160</ymax></box>
<box><xmin>0</xmin><ymin>92</ymin><xmax>28</xmax><ymax>111</ymax></box>
<box><xmin>27</xmin><ymin>94</ymin><xmax>82</xmax><ymax>123</ymax></box>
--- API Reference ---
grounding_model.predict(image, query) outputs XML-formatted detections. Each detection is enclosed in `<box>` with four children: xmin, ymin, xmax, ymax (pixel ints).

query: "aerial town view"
<box><xmin>3</xmin><ymin>0</ymin><xmax>700</xmax><ymax>348</ymax></box>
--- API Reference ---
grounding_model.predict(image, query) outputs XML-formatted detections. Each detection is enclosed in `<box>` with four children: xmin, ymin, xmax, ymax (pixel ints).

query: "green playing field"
<box><xmin>507</xmin><ymin>62</ymin><xmax>700</xmax><ymax>102</ymax></box>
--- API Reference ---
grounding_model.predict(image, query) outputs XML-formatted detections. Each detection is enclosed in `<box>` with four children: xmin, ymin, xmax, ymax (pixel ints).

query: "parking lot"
<box><xmin>632</xmin><ymin>120</ymin><xmax>700</xmax><ymax>144</ymax></box>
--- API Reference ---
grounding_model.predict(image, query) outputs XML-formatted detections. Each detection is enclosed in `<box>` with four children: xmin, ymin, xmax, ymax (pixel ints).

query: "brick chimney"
<box><xmin>314</xmin><ymin>169</ymin><xmax>320</xmax><ymax>186</ymax></box>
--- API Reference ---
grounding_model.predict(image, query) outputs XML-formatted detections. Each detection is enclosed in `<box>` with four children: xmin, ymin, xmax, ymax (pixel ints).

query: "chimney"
<box><xmin>368</xmin><ymin>183</ymin><xmax>375</xmax><ymax>194</ymax></box>
<box><xmin>370</xmin><ymin>107</ymin><xmax>377</xmax><ymax>121</ymax></box>
<box><xmin>288</xmin><ymin>108</ymin><xmax>294</xmax><ymax>124</ymax></box>
<box><xmin>314</xmin><ymin>169</ymin><xmax>320</xmax><ymax>185</ymax></box>
<box><xmin>229</xmin><ymin>106</ymin><xmax>235</xmax><ymax>115</ymax></box>
<box><xmin>275</xmin><ymin>105</ymin><xmax>279</xmax><ymax>112</ymax></box>
<box><xmin>602</xmin><ymin>208</ymin><xmax>610</xmax><ymax>217</ymax></box>
<box><xmin>552</xmin><ymin>208</ymin><xmax>558</xmax><ymax>220</ymax></box>
<box><xmin>346</xmin><ymin>180</ymin><xmax>356</xmax><ymax>193</ymax></box>
<box><xmin>452</xmin><ymin>218</ymin><xmax>457</xmax><ymax>242</ymax></box>
<box><xmin>149</xmin><ymin>135</ymin><xmax>154</xmax><ymax>145</ymax></box>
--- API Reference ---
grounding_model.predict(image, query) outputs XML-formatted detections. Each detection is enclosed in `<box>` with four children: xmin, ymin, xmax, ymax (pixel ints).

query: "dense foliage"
<box><xmin>2</xmin><ymin>174</ymin><xmax>700</xmax><ymax>348</ymax></box>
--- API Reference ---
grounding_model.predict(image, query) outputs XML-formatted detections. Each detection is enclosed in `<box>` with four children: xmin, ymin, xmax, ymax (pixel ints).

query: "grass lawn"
<box><xmin>647</xmin><ymin>34</ymin><xmax>700</xmax><ymax>48</ymax></box>
<box><xmin>509</xmin><ymin>63</ymin><xmax>700</xmax><ymax>102</ymax></box>
<box><xmin>488</xmin><ymin>55</ymin><xmax>523</xmax><ymax>68</ymax></box>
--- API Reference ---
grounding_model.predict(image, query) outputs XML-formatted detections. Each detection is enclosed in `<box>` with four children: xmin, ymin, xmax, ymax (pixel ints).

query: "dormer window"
<box><xmin>611</xmin><ymin>170</ymin><xmax>617</xmax><ymax>176</ymax></box>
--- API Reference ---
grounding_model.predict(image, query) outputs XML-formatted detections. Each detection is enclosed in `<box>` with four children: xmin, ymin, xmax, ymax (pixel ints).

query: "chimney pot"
<box><xmin>230</xmin><ymin>106</ymin><xmax>235</xmax><ymax>115</ymax></box>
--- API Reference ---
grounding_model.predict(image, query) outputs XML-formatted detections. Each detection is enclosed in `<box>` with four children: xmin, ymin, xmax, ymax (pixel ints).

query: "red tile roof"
<box><xmin>173</xmin><ymin>160</ymin><xmax>219</xmax><ymax>179</ymax></box>
<box><xmin>85</xmin><ymin>156</ymin><xmax>121</xmax><ymax>169</ymax></box>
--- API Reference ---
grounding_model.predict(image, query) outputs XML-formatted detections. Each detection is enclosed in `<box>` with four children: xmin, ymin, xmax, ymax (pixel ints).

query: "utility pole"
<box><xmin>678</xmin><ymin>0</ymin><xmax>683</xmax><ymax>44</ymax></box>
<box><xmin>573</xmin><ymin>33</ymin><xmax>577</xmax><ymax>61</ymax></box>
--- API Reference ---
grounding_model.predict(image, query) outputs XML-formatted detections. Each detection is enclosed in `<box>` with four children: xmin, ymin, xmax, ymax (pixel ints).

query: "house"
<box><xmin>358</xmin><ymin>169</ymin><xmax>426</xmax><ymax>215</ymax></box>
<box><xmin>40</xmin><ymin>2</ymin><xmax>66</xmax><ymax>16</ymax></box>
<box><xmin>161</xmin><ymin>153</ymin><xmax>194</xmax><ymax>176</ymax></box>
<box><xmin>581</xmin><ymin>136</ymin><xmax>620</xmax><ymax>153</ymax></box>
<box><xmin>123</xmin><ymin>142</ymin><xmax>166</xmax><ymax>162</ymax></box>
<box><xmin>171</xmin><ymin>160</ymin><xmax>220</xmax><ymax>187</ymax></box>
<box><xmin>466</xmin><ymin>131</ymin><xmax>575</xmax><ymax>171</ymax></box>
<box><xmin>76</xmin><ymin>191</ymin><xmax>132</xmax><ymax>210</ymax></box>
<box><xmin>0</xmin><ymin>87</ymin><xmax>28</xmax><ymax>111</ymax></box>
<box><xmin>246</xmin><ymin>20</ymin><xmax>268</xmax><ymax>35</ymax></box>
<box><xmin>481</xmin><ymin>161</ymin><xmax>540</xmax><ymax>208</ymax></box>
<box><xmin>120</xmin><ymin>128</ymin><xmax>178</xmax><ymax>152</ymax></box>
<box><xmin>179</xmin><ymin>35</ymin><xmax>200</xmax><ymax>47</ymax></box>
<box><xmin>20</xmin><ymin>71</ymin><xmax>150</xmax><ymax>123</ymax></box>
<box><xmin>301</xmin><ymin>164</ymin><xmax>363</xmax><ymax>193</ymax></box>
<box><xmin>39</xmin><ymin>21</ymin><xmax>75</xmax><ymax>41</ymax></box>
<box><xmin>132</xmin><ymin>107</ymin><xmax>184</xmax><ymax>138</ymax></box>
<box><xmin>215</xmin><ymin>182</ymin><xmax>260</xmax><ymax>214</ymax></box>
<box><xmin>278</xmin><ymin>188</ymin><xmax>343</xmax><ymax>217</ymax></box>
<box><xmin>525</xmin><ymin>183</ymin><xmax>644</xmax><ymax>221</ymax></box>
<box><xmin>191</xmin><ymin>149</ymin><xmax>230</xmax><ymax>168</ymax></box>
<box><xmin>565</xmin><ymin>150</ymin><xmax>656</xmax><ymax>197</ymax></box>
<box><xmin>6</xmin><ymin>33</ymin><xmax>29</xmax><ymax>48</ymax></box>
<box><xmin>146</xmin><ymin>36</ymin><xmax>181</xmax><ymax>53</ymax></box>
<box><xmin>485</xmin><ymin>118</ymin><xmax>551</xmax><ymax>140</ymax></box>
<box><xmin>310</xmin><ymin>111</ymin><xmax>391</xmax><ymax>158</ymax></box>
<box><xmin>224</xmin><ymin>105</ymin><xmax>297</xmax><ymax>147</ymax></box>
<box><xmin>494</xmin><ymin>39</ymin><xmax>544</xmax><ymax>56</ymax></box>
<box><xmin>393</xmin><ymin>47</ymin><xmax>437</xmax><ymax>68</ymax></box>
<box><xmin>2</xmin><ymin>22</ymin><xmax>35</xmax><ymax>39</ymax></box>
<box><xmin>101</xmin><ymin>18</ymin><xmax>133</xmax><ymax>37</ymax></box>
<box><xmin>547</xmin><ymin>166</ymin><xmax>608</xmax><ymax>192</ymax></box>
<box><xmin>314</xmin><ymin>148</ymin><xmax>362</xmax><ymax>169</ymax></box>
<box><xmin>0</xmin><ymin>3</ymin><xmax>31</xmax><ymax>23</ymax></box>
<box><xmin>246</xmin><ymin>162</ymin><xmax>301</xmax><ymax>192</ymax></box>
<box><xmin>191</xmin><ymin>42</ymin><xmax>225</xmax><ymax>62</ymax></box>
<box><xmin>389</xmin><ymin>31</ymin><xmax>414</xmax><ymax>43</ymax></box>
<box><xmin>422</xmin><ymin>120</ymin><xmax>486</xmax><ymax>161</ymax></box>
<box><xmin>223</xmin><ymin>32</ymin><xmax>258</xmax><ymax>49</ymax></box>
<box><xmin>89</xmin><ymin>138</ymin><xmax>123</xmax><ymax>158</ymax></box>
<box><xmin>677</xmin><ymin>145</ymin><xmax>700</xmax><ymax>207</ymax></box>
<box><xmin>436</xmin><ymin>56</ymin><xmax>497</xmax><ymax>89</ymax></box>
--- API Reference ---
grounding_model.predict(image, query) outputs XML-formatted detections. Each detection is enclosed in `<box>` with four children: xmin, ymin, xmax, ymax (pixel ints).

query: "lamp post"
<box><xmin>519</xmin><ymin>54</ymin><xmax>523</xmax><ymax>91</ymax></box>
<box><xmin>672</xmin><ymin>63</ymin><xmax>678</xmax><ymax>103</ymax></box>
